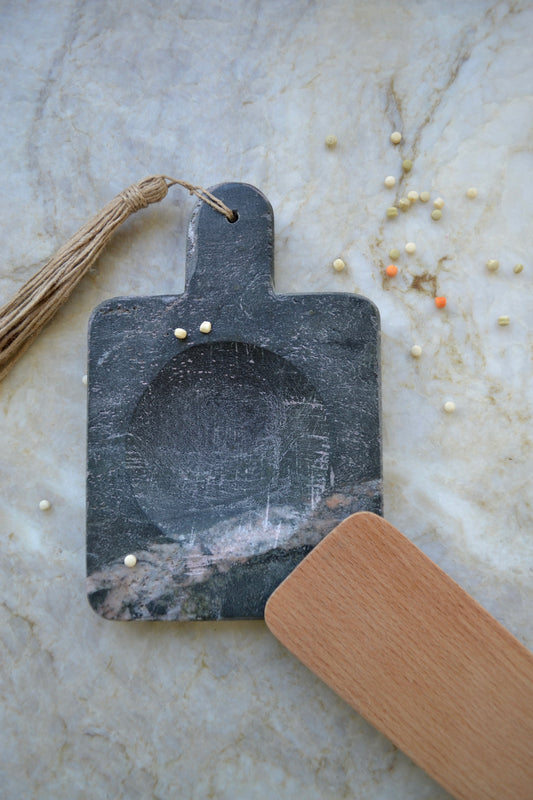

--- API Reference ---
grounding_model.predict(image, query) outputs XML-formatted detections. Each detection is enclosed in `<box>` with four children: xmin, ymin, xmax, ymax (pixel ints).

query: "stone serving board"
<box><xmin>86</xmin><ymin>182</ymin><xmax>382</xmax><ymax>621</ymax></box>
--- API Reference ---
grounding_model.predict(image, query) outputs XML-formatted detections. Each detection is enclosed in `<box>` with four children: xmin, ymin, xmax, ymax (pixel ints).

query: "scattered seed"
<box><xmin>325</xmin><ymin>134</ymin><xmax>337</xmax><ymax>148</ymax></box>
<box><xmin>82</xmin><ymin>374</ymin><xmax>88</xmax><ymax>386</ymax></box>
<box><xmin>513</xmin><ymin>263</ymin><xmax>524</xmax><ymax>274</ymax></box>
<box><xmin>405</xmin><ymin>242</ymin><xmax>416</xmax><ymax>254</ymax></box>
<box><xmin>39</xmin><ymin>499</ymin><xmax>51</xmax><ymax>511</ymax></box>
<box><xmin>466</xmin><ymin>187</ymin><xmax>478</xmax><ymax>198</ymax></box>
<box><xmin>497</xmin><ymin>315</ymin><xmax>510</xmax><ymax>326</ymax></box>
<box><xmin>411</xmin><ymin>345</ymin><xmax>422</xmax><ymax>358</ymax></box>
<box><xmin>387</xmin><ymin>207</ymin><xmax>399</xmax><ymax>218</ymax></box>
<box><xmin>386</xmin><ymin>264</ymin><xmax>398</xmax><ymax>277</ymax></box>
<box><xmin>444</xmin><ymin>401</ymin><xmax>456</xmax><ymax>413</ymax></box>
<box><xmin>199</xmin><ymin>321</ymin><xmax>212</xmax><ymax>334</ymax></box>
<box><xmin>333</xmin><ymin>258</ymin><xmax>346</xmax><ymax>272</ymax></box>
<box><xmin>407</xmin><ymin>191</ymin><xmax>419</xmax><ymax>202</ymax></box>
<box><xmin>398</xmin><ymin>197</ymin><xmax>410</xmax><ymax>212</ymax></box>
<box><xmin>486</xmin><ymin>259</ymin><xmax>500</xmax><ymax>272</ymax></box>
<box><xmin>419</xmin><ymin>191</ymin><xmax>430</xmax><ymax>203</ymax></box>
<box><xmin>384</xmin><ymin>176</ymin><xmax>396</xmax><ymax>188</ymax></box>
<box><xmin>431</xmin><ymin>209</ymin><xmax>442</xmax><ymax>221</ymax></box>
<box><xmin>174</xmin><ymin>327</ymin><xmax>187</xmax><ymax>339</ymax></box>
<box><xmin>389</xmin><ymin>248</ymin><xmax>400</xmax><ymax>260</ymax></box>
<box><xmin>433</xmin><ymin>197</ymin><xmax>445</xmax><ymax>209</ymax></box>
<box><xmin>402</xmin><ymin>159</ymin><xmax>413</xmax><ymax>172</ymax></box>
<box><xmin>124</xmin><ymin>554</ymin><xmax>137</xmax><ymax>568</ymax></box>
<box><xmin>390</xmin><ymin>131</ymin><xmax>402</xmax><ymax>144</ymax></box>
<box><xmin>435</xmin><ymin>296</ymin><xmax>447</xmax><ymax>309</ymax></box>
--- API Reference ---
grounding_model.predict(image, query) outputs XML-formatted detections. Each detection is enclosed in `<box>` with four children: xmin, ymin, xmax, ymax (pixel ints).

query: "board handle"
<box><xmin>184</xmin><ymin>182</ymin><xmax>275</xmax><ymax>303</ymax></box>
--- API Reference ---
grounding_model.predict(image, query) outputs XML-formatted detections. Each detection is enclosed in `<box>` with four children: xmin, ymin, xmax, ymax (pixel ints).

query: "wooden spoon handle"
<box><xmin>265</xmin><ymin>512</ymin><xmax>533</xmax><ymax>800</ymax></box>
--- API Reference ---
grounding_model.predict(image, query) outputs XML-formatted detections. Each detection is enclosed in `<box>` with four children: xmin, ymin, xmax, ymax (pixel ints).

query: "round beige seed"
<box><xmin>513</xmin><ymin>263</ymin><xmax>524</xmax><ymax>274</ymax></box>
<box><xmin>431</xmin><ymin>209</ymin><xmax>442</xmax><ymax>221</ymax></box>
<box><xmin>39</xmin><ymin>499</ymin><xmax>51</xmax><ymax>511</ymax></box>
<box><xmin>82</xmin><ymin>374</ymin><xmax>88</xmax><ymax>386</ymax></box>
<box><xmin>174</xmin><ymin>327</ymin><xmax>187</xmax><ymax>339</ymax></box>
<box><xmin>419</xmin><ymin>191</ymin><xmax>430</xmax><ymax>203</ymax></box>
<box><xmin>390</xmin><ymin>131</ymin><xmax>402</xmax><ymax>144</ymax></box>
<box><xmin>386</xmin><ymin>207</ymin><xmax>399</xmax><ymax>218</ymax></box>
<box><xmin>486</xmin><ymin>259</ymin><xmax>499</xmax><ymax>272</ymax></box>
<box><xmin>124</xmin><ymin>554</ymin><xmax>137</xmax><ymax>568</ymax></box>
<box><xmin>398</xmin><ymin>197</ymin><xmax>410</xmax><ymax>211</ymax></box>
<box><xmin>384</xmin><ymin>176</ymin><xmax>396</xmax><ymax>188</ymax></box>
<box><xmin>333</xmin><ymin>258</ymin><xmax>346</xmax><ymax>272</ymax></box>
<box><xmin>444</xmin><ymin>401</ymin><xmax>456</xmax><ymax>413</ymax></box>
<box><xmin>405</xmin><ymin>242</ymin><xmax>416</xmax><ymax>254</ymax></box>
<box><xmin>497</xmin><ymin>316</ymin><xmax>510</xmax><ymax>326</ymax></box>
<box><xmin>389</xmin><ymin>248</ymin><xmax>400</xmax><ymax>260</ymax></box>
<box><xmin>407</xmin><ymin>191</ymin><xmax>418</xmax><ymax>202</ymax></box>
<box><xmin>411</xmin><ymin>345</ymin><xmax>422</xmax><ymax>358</ymax></box>
<box><xmin>199</xmin><ymin>321</ymin><xmax>212</xmax><ymax>334</ymax></box>
<box><xmin>402</xmin><ymin>159</ymin><xmax>413</xmax><ymax>172</ymax></box>
<box><xmin>433</xmin><ymin>197</ymin><xmax>445</xmax><ymax>209</ymax></box>
<box><xmin>325</xmin><ymin>134</ymin><xmax>337</xmax><ymax>148</ymax></box>
<box><xmin>466</xmin><ymin>187</ymin><xmax>478</xmax><ymax>198</ymax></box>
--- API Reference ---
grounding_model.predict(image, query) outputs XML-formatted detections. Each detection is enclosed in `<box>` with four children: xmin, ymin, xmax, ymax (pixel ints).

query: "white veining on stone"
<box><xmin>1</xmin><ymin>1</ymin><xmax>532</xmax><ymax>797</ymax></box>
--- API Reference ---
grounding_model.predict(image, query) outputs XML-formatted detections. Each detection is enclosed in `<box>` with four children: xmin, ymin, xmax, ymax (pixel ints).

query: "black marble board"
<box><xmin>86</xmin><ymin>182</ymin><xmax>382</xmax><ymax>621</ymax></box>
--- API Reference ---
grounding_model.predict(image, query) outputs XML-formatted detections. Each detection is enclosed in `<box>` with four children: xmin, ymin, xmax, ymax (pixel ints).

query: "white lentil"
<box><xmin>433</xmin><ymin>197</ymin><xmax>445</xmax><ymax>209</ymax></box>
<box><xmin>419</xmin><ymin>191</ymin><xmax>430</xmax><ymax>203</ymax></box>
<box><xmin>333</xmin><ymin>258</ymin><xmax>346</xmax><ymax>272</ymax></box>
<box><xmin>411</xmin><ymin>345</ymin><xmax>422</xmax><ymax>358</ymax></box>
<box><xmin>466</xmin><ymin>187</ymin><xmax>478</xmax><ymax>199</ymax></box>
<box><xmin>39</xmin><ymin>499</ymin><xmax>51</xmax><ymax>511</ymax></box>
<box><xmin>389</xmin><ymin>248</ymin><xmax>400</xmax><ymax>261</ymax></box>
<box><xmin>497</xmin><ymin>315</ymin><xmax>510</xmax><ymax>326</ymax></box>
<box><xmin>199</xmin><ymin>321</ymin><xmax>212</xmax><ymax>334</ymax></box>
<box><xmin>325</xmin><ymin>135</ymin><xmax>337</xmax><ymax>148</ymax></box>
<box><xmin>386</xmin><ymin>207</ymin><xmax>399</xmax><ymax>218</ymax></box>
<box><xmin>390</xmin><ymin>131</ymin><xmax>402</xmax><ymax>144</ymax></box>
<box><xmin>405</xmin><ymin>242</ymin><xmax>416</xmax><ymax>254</ymax></box>
<box><xmin>402</xmin><ymin>159</ymin><xmax>413</xmax><ymax>172</ymax></box>
<box><xmin>444</xmin><ymin>401</ymin><xmax>456</xmax><ymax>413</ymax></box>
<box><xmin>431</xmin><ymin>209</ymin><xmax>442</xmax><ymax>221</ymax></box>
<box><xmin>513</xmin><ymin>263</ymin><xmax>524</xmax><ymax>274</ymax></box>
<box><xmin>124</xmin><ymin>554</ymin><xmax>137</xmax><ymax>568</ymax></box>
<box><xmin>174</xmin><ymin>327</ymin><xmax>187</xmax><ymax>339</ymax></box>
<box><xmin>82</xmin><ymin>374</ymin><xmax>88</xmax><ymax>386</ymax></box>
<box><xmin>407</xmin><ymin>191</ymin><xmax>419</xmax><ymax>203</ymax></box>
<box><xmin>398</xmin><ymin>197</ymin><xmax>410</xmax><ymax>211</ymax></box>
<box><xmin>486</xmin><ymin>259</ymin><xmax>499</xmax><ymax>272</ymax></box>
<box><xmin>384</xmin><ymin>176</ymin><xmax>396</xmax><ymax>188</ymax></box>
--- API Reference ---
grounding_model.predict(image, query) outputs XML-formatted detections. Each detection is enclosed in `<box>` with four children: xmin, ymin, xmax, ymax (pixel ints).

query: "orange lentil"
<box><xmin>435</xmin><ymin>296</ymin><xmax>447</xmax><ymax>309</ymax></box>
<box><xmin>386</xmin><ymin>264</ymin><xmax>398</xmax><ymax>277</ymax></box>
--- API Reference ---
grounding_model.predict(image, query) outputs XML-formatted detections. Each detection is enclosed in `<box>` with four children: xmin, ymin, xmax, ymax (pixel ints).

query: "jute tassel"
<box><xmin>0</xmin><ymin>175</ymin><xmax>235</xmax><ymax>383</ymax></box>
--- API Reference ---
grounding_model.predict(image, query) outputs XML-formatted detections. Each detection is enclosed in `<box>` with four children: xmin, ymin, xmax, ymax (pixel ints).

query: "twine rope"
<box><xmin>0</xmin><ymin>176</ymin><xmax>235</xmax><ymax>383</ymax></box>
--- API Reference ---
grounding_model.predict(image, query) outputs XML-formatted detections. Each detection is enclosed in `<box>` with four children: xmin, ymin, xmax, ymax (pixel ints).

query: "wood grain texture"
<box><xmin>265</xmin><ymin>512</ymin><xmax>533</xmax><ymax>800</ymax></box>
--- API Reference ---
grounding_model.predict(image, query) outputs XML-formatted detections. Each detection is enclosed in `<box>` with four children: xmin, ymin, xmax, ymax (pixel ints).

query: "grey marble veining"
<box><xmin>1</xmin><ymin>1</ymin><xmax>532</xmax><ymax>798</ymax></box>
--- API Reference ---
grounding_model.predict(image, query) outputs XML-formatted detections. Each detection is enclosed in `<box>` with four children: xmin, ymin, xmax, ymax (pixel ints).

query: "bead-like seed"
<box><xmin>435</xmin><ymin>296</ymin><xmax>447</xmax><ymax>309</ymax></box>
<box><xmin>199</xmin><ymin>321</ymin><xmax>212</xmax><ymax>334</ymax></box>
<box><xmin>513</xmin><ymin>263</ymin><xmax>524</xmax><ymax>274</ymax></box>
<box><xmin>402</xmin><ymin>159</ymin><xmax>413</xmax><ymax>172</ymax></box>
<box><xmin>433</xmin><ymin>197</ymin><xmax>445</xmax><ymax>209</ymax></box>
<box><xmin>466</xmin><ymin>187</ymin><xmax>478</xmax><ymax>198</ymax></box>
<box><xmin>497</xmin><ymin>315</ymin><xmax>510</xmax><ymax>326</ymax></box>
<box><xmin>407</xmin><ymin>190</ymin><xmax>418</xmax><ymax>202</ymax></box>
<box><xmin>419</xmin><ymin>191</ymin><xmax>430</xmax><ymax>203</ymax></box>
<box><xmin>386</xmin><ymin>264</ymin><xmax>398</xmax><ymax>277</ymax></box>
<box><xmin>398</xmin><ymin>197</ymin><xmax>410</xmax><ymax>211</ymax></box>
<box><xmin>405</xmin><ymin>242</ymin><xmax>416</xmax><ymax>254</ymax></box>
<box><xmin>384</xmin><ymin>176</ymin><xmax>396</xmax><ymax>188</ymax></box>
<box><xmin>411</xmin><ymin>345</ymin><xmax>422</xmax><ymax>358</ymax></box>
<box><xmin>39</xmin><ymin>499</ymin><xmax>51</xmax><ymax>511</ymax></box>
<box><xmin>124</xmin><ymin>554</ymin><xmax>137</xmax><ymax>568</ymax></box>
<box><xmin>174</xmin><ymin>327</ymin><xmax>187</xmax><ymax>339</ymax></box>
<box><xmin>486</xmin><ymin>259</ymin><xmax>499</xmax><ymax>272</ymax></box>
<box><xmin>386</xmin><ymin>207</ymin><xmax>399</xmax><ymax>218</ymax></box>
<box><xmin>431</xmin><ymin>209</ymin><xmax>442</xmax><ymax>220</ymax></box>
<box><xmin>389</xmin><ymin>248</ymin><xmax>400</xmax><ymax>260</ymax></box>
<box><xmin>333</xmin><ymin>258</ymin><xmax>346</xmax><ymax>272</ymax></box>
<box><xmin>390</xmin><ymin>131</ymin><xmax>402</xmax><ymax>144</ymax></box>
<box><xmin>444</xmin><ymin>401</ymin><xmax>456</xmax><ymax>413</ymax></box>
<box><xmin>325</xmin><ymin>134</ymin><xmax>337</xmax><ymax>148</ymax></box>
<box><xmin>82</xmin><ymin>374</ymin><xmax>88</xmax><ymax>386</ymax></box>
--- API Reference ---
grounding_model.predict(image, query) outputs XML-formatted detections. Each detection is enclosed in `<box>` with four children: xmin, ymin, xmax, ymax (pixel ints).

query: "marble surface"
<box><xmin>1</xmin><ymin>1</ymin><xmax>532</xmax><ymax>797</ymax></box>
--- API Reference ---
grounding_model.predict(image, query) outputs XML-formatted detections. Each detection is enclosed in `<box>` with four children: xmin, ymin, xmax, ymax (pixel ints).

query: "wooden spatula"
<box><xmin>265</xmin><ymin>512</ymin><xmax>533</xmax><ymax>800</ymax></box>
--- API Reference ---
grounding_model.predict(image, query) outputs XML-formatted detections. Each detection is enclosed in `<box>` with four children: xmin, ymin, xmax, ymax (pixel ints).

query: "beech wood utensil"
<box><xmin>265</xmin><ymin>512</ymin><xmax>533</xmax><ymax>800</ymax></box>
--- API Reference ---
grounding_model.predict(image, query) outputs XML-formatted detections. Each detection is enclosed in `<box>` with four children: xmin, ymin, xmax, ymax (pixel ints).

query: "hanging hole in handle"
<box><xmin>227</xmin><ymin>210</ymin><xmax>239</xmax><ymax>223</ymax></box>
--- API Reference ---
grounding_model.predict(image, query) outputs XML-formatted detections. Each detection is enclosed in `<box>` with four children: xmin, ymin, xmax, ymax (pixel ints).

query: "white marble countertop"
<box><xmin>1</xmin><ymin>1</ymin><xmax>532</xmax><ymax>798</ymax></box>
